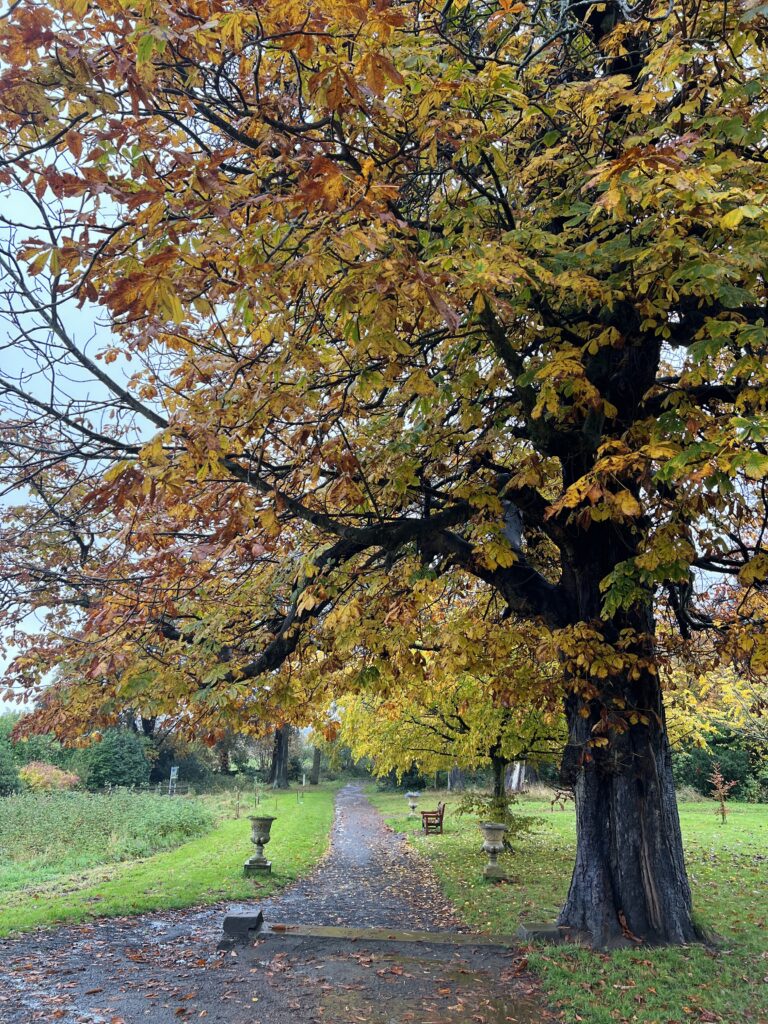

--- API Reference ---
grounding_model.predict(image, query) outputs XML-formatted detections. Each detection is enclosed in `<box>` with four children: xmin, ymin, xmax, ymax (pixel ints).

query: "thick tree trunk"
<box><xmin>448</xmin><ymin>765</ymin><xmax>464</xmax><ymax>792</ymax></box>
<box><xmin>309</xmin><ymin>746</ymin><xmax>321</xmax><ymax>785</ymax></box>
<box><xmin>268</xmin><ymin>725</ymin><xmax>290</xmax><ymax>789</ymax></box>
<box><xmin>557</xmin><ymin>651</ymin><xmax>698</xmax><ymax>947</ymax></box>
<box><xmin>549</xmin><ymin>464</ymin><xmax>700</xmax><ymax>950</ymax></box>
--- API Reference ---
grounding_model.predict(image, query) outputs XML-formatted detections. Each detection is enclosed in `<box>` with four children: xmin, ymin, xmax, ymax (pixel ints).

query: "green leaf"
<box><xmin>136</xmin><ymin>34</ymin><xmax>158</xmax><ymax>65</ymax></box>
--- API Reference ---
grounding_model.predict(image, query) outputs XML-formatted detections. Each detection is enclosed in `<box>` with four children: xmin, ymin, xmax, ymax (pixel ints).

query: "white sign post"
<box><xmin>169</xmin><ymin>765</ymin><xmax>179</xmax><ymax>796</ymax></box>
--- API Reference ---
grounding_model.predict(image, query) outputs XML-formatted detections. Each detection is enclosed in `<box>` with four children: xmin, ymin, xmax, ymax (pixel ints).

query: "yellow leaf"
<box><xmin>719</xmin><ymin>205</ymin><xmax>762</xmax><ymax>229</ymax></box>
<box><xmin>259</xmin><ymin>508</ymin><xmax>280</xmax><ymax>537</ymax></box>
<box><xmin>642</xmin><ymin>443</ymin><xmax>680</xmax><ymax>459</ymax></box>
<box><xmin>27</xmin><ymin>250</ymin><xmax>50</xmax><ymax>276</ymax></box>
<box><xmin>615</xmin><ymin>490</ymin><xmax>642</xmax><ymax>517</ymax></box>
<box><xmin>739</xmin><ymin>552</ymin><xmax>768</xmax><ymax>585</ymax></box>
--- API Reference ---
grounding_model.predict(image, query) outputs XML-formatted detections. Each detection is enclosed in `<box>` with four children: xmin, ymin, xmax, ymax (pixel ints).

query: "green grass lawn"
<box><xmin>0</xmin><ymin>786</ymin><xmax>336</xmax><ymax>937</ymax></box>
<box><xmin>370</xmin><ymin>790</ymin><xmax>768</xmax><ymax>1024</ymax></box>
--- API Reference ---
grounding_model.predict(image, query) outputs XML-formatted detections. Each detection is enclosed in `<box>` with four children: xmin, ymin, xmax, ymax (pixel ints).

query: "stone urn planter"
<box><xmin>479</xmin><ymin>821</ymin><xmax>509</xmax><ymax>880</ymax></box>
<box><xmin>244</xmin><ymin>815</ymin><xmax>276</xmax><ymax>875</ymax></box>
<box><xmin>405</xmin><ymin>791</ymin><xmax>421</xmax><ymax>817</ymax></box>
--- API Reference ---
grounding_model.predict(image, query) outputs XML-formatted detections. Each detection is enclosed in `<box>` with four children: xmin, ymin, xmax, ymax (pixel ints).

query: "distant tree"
<box><xmin>213</xmin><ymin>729</ymin><xmax>239</xmax><ymax>774</ymax></box>
<box><xmin>448</xmin><ymin>766</ymin><xmax>464</xmax><ymax>793</ymax></box>
<box><xmin>309</xmin><ymin>746</ymin><xmax>322</xmax><ymax>786</ymax></box>
<box><xmin>149</xmin><ymin>736</ymin><xmax>216</xmax><ymax>787</ymax></box>
<box><xmin>709</xmin><ymin>763</ymin><xmax>738</xmax><ymax>824</ymax></box>
<box><xmin>339</xmin><ymin>665</ymin><xmax>564</xmax><ymax>799</ymax></box>
<box><xmin>268</xmin><ymin>726</ymin><xmax>291</xmax><ymax>789</ymax></box>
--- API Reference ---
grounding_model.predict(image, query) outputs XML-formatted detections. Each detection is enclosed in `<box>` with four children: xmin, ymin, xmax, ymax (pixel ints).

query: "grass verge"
<box><xmin>0</xmin><ymin>786</ymin><xmax>336</xmax><ymax>937</ymax></box>
<box><xmin>370</xmin><ymin>790</ymin><xmax>768</xmax><ymax>1024</ymax></box>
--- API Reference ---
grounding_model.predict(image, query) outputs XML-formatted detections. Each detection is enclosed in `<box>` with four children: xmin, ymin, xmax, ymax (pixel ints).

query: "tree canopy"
<box><xmin>336</xmin><ymin>622</ymin><xmax>566</xmax><ymax>783</ymax></box>
<box><xmin>1</xmin><ymin>0</ymin><xmax>767</xmax><ymax>946</ymax></box>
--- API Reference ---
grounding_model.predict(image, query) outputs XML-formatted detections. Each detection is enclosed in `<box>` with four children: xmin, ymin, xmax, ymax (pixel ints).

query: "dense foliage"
<box><xmin>0</xmin><ymin>714</ymin><xmax>70</xmax><ymax>768</ymax></box>
<box><xmin>339</xmin><ymin>667</ymin><xmax>565</xmax><ymax>791</ymax></box>
<box><xmin>150</xmin><ymin>737</ymin><xmax>217</xmax><ymax>786</ymax></box>
<box><xmin>0</xmin><ymin>714</ymin><xmax>222</xmax><ymax>791</ymax></box>
<box><xmin>673</xmin><ymin>730</ymin><xmax>768</xmax><ymax>803</ymax></box>
<box><xmin>0</xmin><ymin>743</ymin><xmax>20</xmax><ymax>796</ymax></box>
<box><xmin>76</xmin><ymin>729</ymin><xmax>152</xmax><ymax>790</ymax></box>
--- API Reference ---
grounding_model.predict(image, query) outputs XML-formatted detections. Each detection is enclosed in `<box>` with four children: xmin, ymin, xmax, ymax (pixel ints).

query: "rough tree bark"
<box><xmin>268</xmin><ymin>725</ymin><xmax>290</xmax><ymax>789</ymax></box>
<box><xmin>555</xmin><ymin>536</ymin><xmax>698</xmax><ymax>947</ymax></box>
<box><xmin>448</xmin><ymin>765</ymin><xmax>464</xmax><ymax>792</ymax></box>
<box><xmin>558</xmin><ymin>666</ymin><xmax>696</xmax><ymax>947</ymax></box>
<box><xmin>140</xmin><ymin>716</ymin><xmax>157</xmax><ymax>738</ymax></box>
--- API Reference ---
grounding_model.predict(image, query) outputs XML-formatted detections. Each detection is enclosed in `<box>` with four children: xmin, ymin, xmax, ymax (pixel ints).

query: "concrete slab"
<box><xmin>256</xmin><ymin>921</ymin><xmax>521</xmax><ymax>948</ymax></box>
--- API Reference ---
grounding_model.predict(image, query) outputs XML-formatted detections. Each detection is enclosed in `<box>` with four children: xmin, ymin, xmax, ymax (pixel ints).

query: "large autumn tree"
<box><xmin>1</xmin><ymin>0</ymin><xmax>767</xmax><ymax>946</ymax></box>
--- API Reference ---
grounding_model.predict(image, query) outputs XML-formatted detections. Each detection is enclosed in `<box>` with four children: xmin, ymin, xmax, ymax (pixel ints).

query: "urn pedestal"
<box><xmin>244</xmin><ymin>815</ymin><xmax>276</xmax><ymax>875</ymax></box>
<box><xmin>479</xmin><ymin>821</ymin><xmax>509</xmax><ymax>881</ymax></box>
<box><xmin>405</xmin><ymin>792</ymin><xmax>420</xmax><ymax>817</ymax></box>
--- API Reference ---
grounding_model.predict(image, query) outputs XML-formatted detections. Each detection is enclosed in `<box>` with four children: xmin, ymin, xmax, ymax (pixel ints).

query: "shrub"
<box><xmin>672</xmin><ymin>731</ymin><xmax>759</xmax><ymax>800</ymax></box>
<box><xmin>78</xmin><ymin>729</ymin><xmax>151</xmax><ymax>790</ymax></box>
<box><xmin>737</xmin><ymin>768</ymin><xmax>768</xmax><ymax>804</ymax></box>
<box><xmin>454</xmin><ymin>791</ymin><xmax>540</xmax><ymax>852</ymax></box>
<box><xmin>18</xmin><ymin>761</ymin><xmax>80</xmax><ymax>790</ymax></box>
<box><xmin>0</xmin><ymin>743</ymin><xmax>20</xmax><ymax>795</ymax></box>
<box><xmin>1</xmin><ymin>713</ymin><xmax>86</xmax><ymax>778</ymax></box>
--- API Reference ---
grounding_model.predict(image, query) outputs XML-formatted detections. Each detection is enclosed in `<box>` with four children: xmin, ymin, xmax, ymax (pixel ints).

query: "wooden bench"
<box><xmin>421</xmin><ymin>801</ymin><xmax>445</xmax><ymax>835</ymax></box>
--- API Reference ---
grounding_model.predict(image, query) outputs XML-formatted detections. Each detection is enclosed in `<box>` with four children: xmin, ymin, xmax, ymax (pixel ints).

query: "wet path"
<box><xmin>0</xmin><ymin>785</ymin><xmax>549</xmax><ymax>1024</ymax></box>
<box><xmin>260</xmin><ymin>782</ymin><xmax>464</xmax><ymax>931</ymax></box>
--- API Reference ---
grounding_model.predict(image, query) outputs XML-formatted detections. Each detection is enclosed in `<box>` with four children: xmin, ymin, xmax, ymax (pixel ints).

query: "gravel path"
<box><xmin>0</xmin><ymin>785</ymin><xmax>548</xmax><ymax>1024</ymax></box>
<box><xmin>259</xmin><ymin>783</ymin><xmax>464</xmax><ymax>931</ymax></box>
